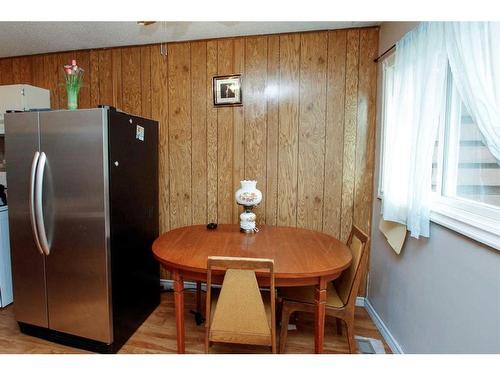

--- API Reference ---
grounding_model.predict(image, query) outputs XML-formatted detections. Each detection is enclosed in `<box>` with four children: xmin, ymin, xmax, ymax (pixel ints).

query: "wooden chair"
<box><xmin>205</xmin><ymin>256</ymin><xmax>276</xmax><ymax>353</ymax></box>
<box><xmin>278</xmin><ymin>225</ymin><xmax>369</xmax><ymax>354</ymax></box>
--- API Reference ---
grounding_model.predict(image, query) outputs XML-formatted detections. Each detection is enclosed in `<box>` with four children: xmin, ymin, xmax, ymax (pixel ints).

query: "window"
<box><xmin>380</xmin><ymin>56</ymin><xmax>500</xmax><ymax>250</ymax></box>
<box><xmin>439</xmin><ymin>83</ymin><xmax>500</xmax><ymax>208</ymax></box>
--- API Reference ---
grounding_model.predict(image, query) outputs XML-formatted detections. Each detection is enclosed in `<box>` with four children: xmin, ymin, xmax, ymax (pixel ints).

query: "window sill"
<box><xmin>377</xmin><ymin>194</ymin><xmax>500</xmax><ymax>251</ymax></box>
<box><xmin>430</xmin><ymin>200</ymin><xmax>500</xmax><ymax>252</ymax></box>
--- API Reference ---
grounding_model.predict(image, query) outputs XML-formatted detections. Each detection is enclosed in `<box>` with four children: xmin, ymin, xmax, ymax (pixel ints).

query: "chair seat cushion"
<box><xmin>209</xmin><ymin>269</ymin><xmax>272</xmax><ymax>346</ymax></box>
<box><xmin>279</xmin><ymin>284</ymin><xmax>345</xmax><ymax>308</ymax></box>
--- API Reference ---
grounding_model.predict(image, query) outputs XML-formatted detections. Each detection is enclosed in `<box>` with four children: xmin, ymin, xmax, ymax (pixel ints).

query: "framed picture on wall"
<box><xmin>213</xmin><ymin>75</ymin><xmax>242</xmax><ymax>106</ymax></box>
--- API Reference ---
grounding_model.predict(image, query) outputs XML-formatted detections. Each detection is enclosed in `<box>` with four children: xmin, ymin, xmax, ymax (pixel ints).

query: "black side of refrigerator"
<box><xmin>107</xmin><ymin>108</ymin><xmax>160</xmax><ymax>352</ymax></box>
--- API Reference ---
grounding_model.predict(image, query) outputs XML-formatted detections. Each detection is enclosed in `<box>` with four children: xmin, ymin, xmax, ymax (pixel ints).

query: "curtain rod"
<box><xmin>374</xmin><ymin>44</ymin><xmax>396</xmax><ymax>63</ymax></box>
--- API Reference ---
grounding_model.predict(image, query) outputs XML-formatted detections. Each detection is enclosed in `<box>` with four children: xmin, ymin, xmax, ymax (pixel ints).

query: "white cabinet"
<box><xmin>0</xmin><ymin>84</ymin><xmax>50</xmax><ymax>134</ymax></box>
<box><xmin>0</xmin><ymin>206</ymin><xmax>12</xmax><ymax>307</ymax></box>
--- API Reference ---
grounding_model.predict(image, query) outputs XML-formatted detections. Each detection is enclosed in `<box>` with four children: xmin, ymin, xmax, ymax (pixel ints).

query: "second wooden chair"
<box><xmin>278</xmin><ymin>225</ymin><xmax>370</xmax><ymax>354</ymax></box>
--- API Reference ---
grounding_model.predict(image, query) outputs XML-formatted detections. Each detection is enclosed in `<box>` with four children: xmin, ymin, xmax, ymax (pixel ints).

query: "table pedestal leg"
<box><xmin>314</xmin><ymin>277</ymin><xmax>327</xmax><ymax>354</ymax></box>
<box><xmin>172</xmin><ymin>270</ymin><xmax>185</xmax><ymax>354</ymax></box>
<box><xmin>196</xmin><ymin>281</ymin><xmax>202</xmax><ymax>313</ymax></box>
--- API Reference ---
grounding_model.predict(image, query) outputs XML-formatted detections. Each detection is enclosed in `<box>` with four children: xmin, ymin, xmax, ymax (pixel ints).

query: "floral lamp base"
<box><xmin>240</xmin><ymin>207</ymin><xmax>257</xmax><ymax>233</ymax></box>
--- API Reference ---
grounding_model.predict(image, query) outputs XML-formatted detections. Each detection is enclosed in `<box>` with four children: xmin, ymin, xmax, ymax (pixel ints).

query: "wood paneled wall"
<box><xmin>0</xmin><ymin>28</ymin><xmax>379</xmax><ymax>290</ymax></box>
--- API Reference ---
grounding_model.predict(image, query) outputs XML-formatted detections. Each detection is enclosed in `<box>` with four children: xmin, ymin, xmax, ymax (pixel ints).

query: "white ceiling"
<box><xmin>0</xmin><ymin>22</ymin><xmax>379</xmax><ymax>58</ymax></box>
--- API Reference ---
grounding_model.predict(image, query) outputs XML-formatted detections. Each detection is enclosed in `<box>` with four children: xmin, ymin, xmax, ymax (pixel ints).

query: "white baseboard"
<box><xmin>161</xmin><ymin>281</ymin><xmax>378</xmax><ymax>306</ymax></box>
<box><xmin>355</xmin><ymin>296</ymin><xmax>365</xmax><ymax>307</ymax></box>
<box><xmin>363</xmin><ymin>297</ymin><xmax>404</xmax><ymax>354</ymax></box>
<box><xmin>161</xmin><ymin>280</ymin><xmax>371</xmax><ymax>310</ymax></box>
<box><xmin>160</xmin><ymin>279</ymin><xmax>201</xmax><ymax>291</ymax></box>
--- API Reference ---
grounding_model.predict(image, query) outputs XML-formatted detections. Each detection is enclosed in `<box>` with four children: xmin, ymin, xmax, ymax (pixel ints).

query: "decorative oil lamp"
<box><xmin>235</xmin><ymin>180</ymin><xmax>262</xmax><ymax>233</ymax></box>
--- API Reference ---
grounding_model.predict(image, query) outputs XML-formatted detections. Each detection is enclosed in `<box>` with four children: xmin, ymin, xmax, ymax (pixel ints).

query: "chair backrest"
<box><xmin>205</xmin><ymin>256</ymin><xmax>276</xmax><ymax>349</ymax></box>
<box><xmin>334</xmin><ymin>225</ymin><xmax>370</xmax><ymax>306</ymax></box>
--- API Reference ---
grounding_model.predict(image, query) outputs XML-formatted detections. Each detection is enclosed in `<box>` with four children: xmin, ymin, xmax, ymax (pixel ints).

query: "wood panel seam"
<box><xmin>340</xmin><ymin>33</ymin><xmax>348</xmax><ymax>237</ymax></box>
<box><xmin>295</xmin><ymin>35</ymin><xmax>301</xmax><ymax>228</ymax></box>
<box><xmin>321</xmin><ymin>36</ymin><xmax>330</xmax><ymax>233</ymax></box>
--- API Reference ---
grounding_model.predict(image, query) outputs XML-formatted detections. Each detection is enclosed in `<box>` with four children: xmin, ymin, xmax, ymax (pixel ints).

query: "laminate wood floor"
<box><xmin>0</xmin><ymin>290</ymin><xmax>391</xmax><ymax>354</ymax></box>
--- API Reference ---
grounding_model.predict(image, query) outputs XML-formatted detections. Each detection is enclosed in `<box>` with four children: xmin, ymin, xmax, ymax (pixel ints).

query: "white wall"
<box><xmin>368</xmin><ymin>22</ymin><xmax>500</xmax><ymax>353</ymax></box>
<box><xmin>0</xmin><ymin>136</ymin><xmax>5</xmax><ymax>187</ymax></box>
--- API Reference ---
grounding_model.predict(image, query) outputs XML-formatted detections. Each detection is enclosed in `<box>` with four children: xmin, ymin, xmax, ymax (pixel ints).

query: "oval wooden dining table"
<box><xmin>152</xmin><ymin>224</ymin><xmax>352</xmax><ymax>354</ymax></box>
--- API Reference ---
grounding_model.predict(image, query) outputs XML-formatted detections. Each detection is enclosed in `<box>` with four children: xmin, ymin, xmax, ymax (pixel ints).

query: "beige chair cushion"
<box><xmin>334</xmin><ymin>235</ymin><xmax>363</xmax><ymax>305</ymax></box>
<box><xmin>209</xmin><ymin>269</ymin><xmax>272</xmax><ymax>346</ymax></box>
<box><xmin>279</xmin><ymin>284</ymin><xmax>345</xmax><ymax>308</ymax></box>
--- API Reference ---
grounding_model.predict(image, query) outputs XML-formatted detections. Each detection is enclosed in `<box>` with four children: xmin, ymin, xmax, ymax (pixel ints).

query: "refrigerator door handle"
<box><xmin>29</xmin><ymin>151</ymin><xmax>44</xmax><ymax>255</ymax></box>
<box><xmin>35</xmin><ymin>152</ymin><xmax>50</xmax><ymax>256</ymax></box>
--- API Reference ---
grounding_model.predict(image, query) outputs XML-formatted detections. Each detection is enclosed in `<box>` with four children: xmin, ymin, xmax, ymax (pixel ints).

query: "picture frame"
<box><xmin>213</xmin><ymin>75</ymin><xmax>242</xmax><ymax>106</ymax></box>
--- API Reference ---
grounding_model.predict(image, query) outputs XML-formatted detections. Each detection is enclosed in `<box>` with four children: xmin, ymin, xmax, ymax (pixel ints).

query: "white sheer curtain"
<box><xmin>381</xmin><ymin>22</ymin><xmax>448</xmax><ymax>238</ymax></box>
<box><xmin>445</xmin><ymin>22</ymin><xmax>500</xmax><ymax>161</ymax></box>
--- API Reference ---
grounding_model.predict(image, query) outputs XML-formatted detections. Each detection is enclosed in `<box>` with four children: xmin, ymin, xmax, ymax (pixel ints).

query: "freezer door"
<box><xmin>39</xmin><ymin>109</ymin><xmax>112</xmax><ymax>343</ymax></box>
<box><xmin>4</xmin><ymin>112</ymin><xmax>48</xmax><ymax>327</ymax></box>
<box><xmin>108</xmin><ymin>110</ymin><xmax>160</xmax><ymax>348</ymax></box>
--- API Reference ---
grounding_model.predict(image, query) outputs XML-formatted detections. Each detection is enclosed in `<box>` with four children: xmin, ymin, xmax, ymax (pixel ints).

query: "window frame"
<box><xmin>379</xmin><ymin>55</ymin><xmax>500</xmax><ymax>251</ymax></box>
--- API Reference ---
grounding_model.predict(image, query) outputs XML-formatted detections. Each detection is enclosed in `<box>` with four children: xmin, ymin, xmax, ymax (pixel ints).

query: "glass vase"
<box><xmin>66</xmin><ymin>87</ymin><xmax>80</xmax><ymax>110</ymax></box>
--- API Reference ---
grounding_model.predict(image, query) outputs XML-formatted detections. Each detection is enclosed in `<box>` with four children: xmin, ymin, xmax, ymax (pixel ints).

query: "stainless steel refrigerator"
<box><xmin>4</xmin><ymin>107</ymin><xmax>160</xmax><ymax>353</ymax></box>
